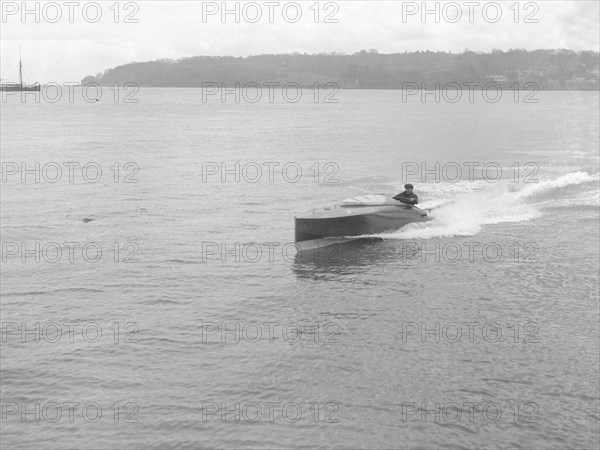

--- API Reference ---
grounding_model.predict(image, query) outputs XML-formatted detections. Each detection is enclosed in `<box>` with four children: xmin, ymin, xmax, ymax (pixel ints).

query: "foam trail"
<box><xmin>536</xmin><ymin>189</ymin><xmax>600</xmax><ymax>209</ymax></box>
<box><xmin>513</xmin><ymin>171</ymin><xmax>598</xmax><ymax>200</ymax></box>
<box><xmin>374</xmin><ymin>171</ymin><xmax>598</xmax><ymax>240</ymax></box>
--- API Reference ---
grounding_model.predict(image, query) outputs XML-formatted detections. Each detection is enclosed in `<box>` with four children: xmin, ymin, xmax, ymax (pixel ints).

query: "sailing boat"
<box><xmin>0</xmin><ymin>46</ymin><xmax>40</xmax><ymax>91</ymax></box>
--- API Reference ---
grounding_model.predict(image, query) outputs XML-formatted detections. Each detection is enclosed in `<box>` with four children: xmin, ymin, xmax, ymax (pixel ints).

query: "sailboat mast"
<box><xmin>19</xmin><ymin>46</ymin><xmax>23</xmax><ymax>87</ymax></box>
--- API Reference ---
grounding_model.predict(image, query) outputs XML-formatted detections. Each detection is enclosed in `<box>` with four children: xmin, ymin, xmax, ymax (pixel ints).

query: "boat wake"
<box><xmin>371</xmin><ymin>171</ymin><xmax>599</xmax><ymax>239</ymax></box>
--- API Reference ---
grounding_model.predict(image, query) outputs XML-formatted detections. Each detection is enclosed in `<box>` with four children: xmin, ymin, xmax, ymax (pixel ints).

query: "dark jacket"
<box><xmin>393</xmin><ymin>191</ymin><xmax>418</xmax><ymax>205</ymax></box>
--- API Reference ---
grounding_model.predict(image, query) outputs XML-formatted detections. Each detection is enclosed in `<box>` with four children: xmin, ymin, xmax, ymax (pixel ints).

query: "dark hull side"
<box><xmin>295</xmin><ymin>207</ymin><xmax>428</xmax><ymax>242</ymax></box>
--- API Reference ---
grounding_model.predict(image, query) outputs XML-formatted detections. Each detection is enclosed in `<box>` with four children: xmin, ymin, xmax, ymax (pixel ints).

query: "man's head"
<box><xmin>404</xmin><ymin>183</ymin><xmax>414</xmax><ymax>193</ymax></box>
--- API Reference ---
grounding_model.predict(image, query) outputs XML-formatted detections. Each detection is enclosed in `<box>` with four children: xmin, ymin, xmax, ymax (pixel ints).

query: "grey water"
<box><xmin>1</xmin><ymin>89</ymin><xmax>599</xmax><ymax>449</ymax></box>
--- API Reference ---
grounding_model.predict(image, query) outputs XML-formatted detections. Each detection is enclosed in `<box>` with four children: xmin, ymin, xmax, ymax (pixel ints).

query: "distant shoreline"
<box><xmin>17</xmin><ymin>85</ymin><xmax>599</xmax><ymax>92</ymax></box>
<box><xmin>79</xmin><ymin>49</ymin><xmax>600</xmax><ymax>92</ymax></box>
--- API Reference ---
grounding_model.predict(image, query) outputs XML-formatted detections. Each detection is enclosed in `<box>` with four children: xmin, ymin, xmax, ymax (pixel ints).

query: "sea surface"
<box><xmin>1</xmin><ymin>89</ymin><xmax>599</xmax><ymax>449</ymax></box>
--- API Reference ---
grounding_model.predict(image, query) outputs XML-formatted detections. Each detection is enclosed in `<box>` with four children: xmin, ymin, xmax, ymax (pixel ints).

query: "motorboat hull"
<box><xmin>295</xmin><ymin>202</ymin><xmax>429</xmax><ymax>242</ymax></box>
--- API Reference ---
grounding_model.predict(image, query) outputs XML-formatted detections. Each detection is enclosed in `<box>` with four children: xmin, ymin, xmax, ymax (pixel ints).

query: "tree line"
<box><xmin>82</xmin><ymin>49</ymin><xmax>600</xmax><ymax>90</ymax></box>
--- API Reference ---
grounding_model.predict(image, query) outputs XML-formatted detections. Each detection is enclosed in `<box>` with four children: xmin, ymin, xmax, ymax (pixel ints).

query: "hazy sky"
<box><xmin>1</xmin><ymin>0</ymin><xmax>599</xmax><ymax>83</ymax></box>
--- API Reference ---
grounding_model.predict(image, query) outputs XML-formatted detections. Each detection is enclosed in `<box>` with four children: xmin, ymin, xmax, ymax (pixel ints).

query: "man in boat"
<box><xmin>393</xmin><ymin>184</ymin><xmax>419</xmax><ymax>205</ymax></box>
